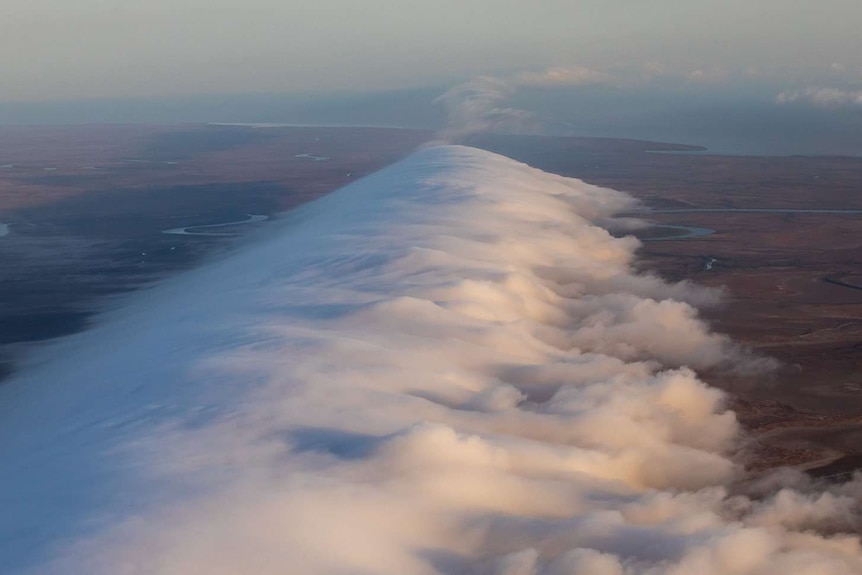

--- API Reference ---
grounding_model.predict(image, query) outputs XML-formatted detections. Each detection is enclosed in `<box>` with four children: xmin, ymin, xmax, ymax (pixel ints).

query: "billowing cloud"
<box><xmin>433</xmin><ymin>76</ymin><xmax>537</xmax><ymax>141</ymax></box>
<box><xmin>434</xmin><ymin>65</ymin><xmax>617</xmax><ymax>140</ymax></box>
<box><xmin>776</xmin><ymin>87</ymin><xmax>862</xmax><ymax>108</ymax></box>
<box><xmin>0</xmin><ymin>146</ymin><xmax>857</xmax><ymax>574</ymax></box>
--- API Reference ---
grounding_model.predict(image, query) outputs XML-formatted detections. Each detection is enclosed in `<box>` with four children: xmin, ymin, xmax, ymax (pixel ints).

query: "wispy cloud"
<box><xmin>8</xmin><ymin>146</ymin><xmax>862</xmax><ymax>574</ymax></box>
<box><xmin>686</xmin><ymin>67</ymin><xmax>730</xmax><ymax>84</ymax></box>
<box><xmin>513</xmin><ymin>66</ymin><xmax>618</xmax><ymax>87</ymax></box>
<box><xmin>434</xmin><ymin>66</ymin><xmax>618</xmax><ymax>141</ymax></box>
<box><xmin>776</xmin><ymin>87</ymin><xmax>862</xmax><ymax>109</ymax></box>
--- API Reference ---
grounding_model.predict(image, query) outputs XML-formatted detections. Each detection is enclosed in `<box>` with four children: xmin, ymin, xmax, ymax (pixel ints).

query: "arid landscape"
<box><xmin>472</xmin><ymin>133</ymin><xmax>862</xmax><ymax>475</ymax></box>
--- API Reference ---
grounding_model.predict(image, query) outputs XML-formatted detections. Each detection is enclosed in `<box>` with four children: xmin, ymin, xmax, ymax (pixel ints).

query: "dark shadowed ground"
<box><xmin>0</xmin><ymin>124</ymin><xmax>430</xmax><ymax>375</ymax></box>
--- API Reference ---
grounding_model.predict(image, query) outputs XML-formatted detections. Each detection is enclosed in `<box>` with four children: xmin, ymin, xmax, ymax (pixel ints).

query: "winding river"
<box><xmin>162</xmin><ymin>214</ymin><xmax>269</xmax><ymax>237</ymax></box>
<box><xmin>637</xmin><ymin>207</ymin><xmax>862</xmax><ymax>243</ymax></box>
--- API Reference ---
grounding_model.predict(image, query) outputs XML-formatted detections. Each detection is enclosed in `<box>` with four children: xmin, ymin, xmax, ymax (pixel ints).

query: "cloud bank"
<box><xmin>0</xmin><ymin>146</ymin><xmax>859</xmax><ymax>574</ymax></box>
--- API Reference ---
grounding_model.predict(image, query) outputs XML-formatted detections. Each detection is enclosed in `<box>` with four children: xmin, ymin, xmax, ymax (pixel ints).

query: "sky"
<box><xmin>1</xmin><ymin>0</ymin><xmax>862</xmax><ymax>153</ymax></box>
<box><xmin>2</xmin><ymin>0</ymin><xmax>860</xmax><ymax>102</ymax></box>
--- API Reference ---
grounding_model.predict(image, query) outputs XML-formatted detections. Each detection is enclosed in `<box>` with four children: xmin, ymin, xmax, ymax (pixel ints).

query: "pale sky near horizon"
<box><xmin>1</xmin><ymin>0</ymin><xmax>861</xmax><ymax>103</ymax></box>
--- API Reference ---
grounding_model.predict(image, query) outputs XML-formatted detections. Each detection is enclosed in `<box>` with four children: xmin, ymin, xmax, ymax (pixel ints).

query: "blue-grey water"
<box><xmin>641</xmin><ymin>224</ymin><xmax>716</xmax><ymax>241</ymax></box>
<box><xmin>646</xmin><ymin>209</ymin><xmax>862</xmax><ymax>214</ymax></box>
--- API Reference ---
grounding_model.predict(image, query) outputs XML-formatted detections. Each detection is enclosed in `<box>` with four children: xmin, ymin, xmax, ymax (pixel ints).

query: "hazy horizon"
<box><xmin>3</xmin><ymin>1</ymin><xmax>861</xmax><ymax>154</ymax></box>
<box><xmin>2</xmin><ymin>82</ymin><xmax>861</xmax><ymax>157</ymax></box>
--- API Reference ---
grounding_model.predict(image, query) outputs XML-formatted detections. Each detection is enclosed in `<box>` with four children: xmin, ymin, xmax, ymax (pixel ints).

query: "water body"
<box><xmin>4</xmin><ymin>145</ymin><xmax>858</xmax><ymax>573</ymax></box>
<box><xmin>208</xmin><ymin>122</ymin><xmax>416</xmax><ymax>130</ymax></box>
<box><xmin>634</xmin><ymin>208</ymin><xmax>862</xmax><ymax>243</ymax></box>
<box><xmin>644</xmin><ymin>150</ymin><xmax>709</xmax><ymax>156</ymax></box>
<box><xmin>162</xmin><ymin>214</ymin><xmax>268</xmax><ymax>237</ymax></box>
<box><xmin>823</xmin><ymin>276</ymin><xmax>862</xmax><ymax>293</ymax></box>
<box><xmin>646</xmin><ymin>208</ymin><xmax>862</xmax><ymax>214</ymax></box>
<box><xmin>641</xmin><ymin>224</ymin><xmax>716</xmax><ymax>241</ymax></box>
<box><xmin>120</xmin><ymin>158</ymin><xmax>179</xmax><ymax>165</ymax></box>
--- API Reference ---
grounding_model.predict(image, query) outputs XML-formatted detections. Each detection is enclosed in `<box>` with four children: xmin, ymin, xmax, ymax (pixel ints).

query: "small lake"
<box><xmin>640</xmin><ymin>224</ymin><xmax>716</xmax><ymax>241</ymax></box>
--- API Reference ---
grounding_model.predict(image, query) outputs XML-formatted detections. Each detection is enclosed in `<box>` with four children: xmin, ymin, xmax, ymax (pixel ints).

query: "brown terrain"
<box><xmin>470</xmin><ymin>133</ymin><xmax>862</xmax><ymax>477</ymax></box>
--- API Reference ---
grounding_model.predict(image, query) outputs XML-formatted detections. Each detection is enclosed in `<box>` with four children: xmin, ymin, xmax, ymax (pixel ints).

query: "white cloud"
<box><xmin>687</xmin><ymin>67</ymin><xmax>730</xmax><ymax>84</ymax></box>
<box><xmin>433</xmin><ymin>76</ymin><xmax>537</xmax><ymax>141</ymax></box>
<box><xmin>776</xmin><ymin>87</ymin><xmax>862</xmax><ymax>108</ymax></box>
<box><xmin>0</xmin><ymin>146</ymin><xmax>858</xmax><ymax>574</ymax></box>
<box><xmin>434</xmin><ymin>66</ymin><xmax>617</xmax><ymax>140</ymax></box>
<box><xmin>514</xmin><ymin>66</ymin><xmax>618</xmax><ymax>88</ymax></box>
